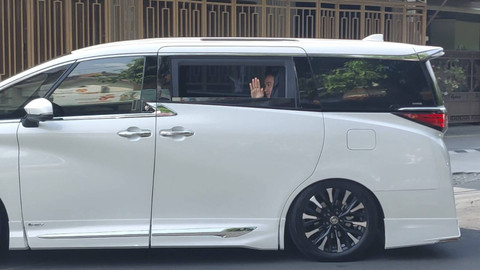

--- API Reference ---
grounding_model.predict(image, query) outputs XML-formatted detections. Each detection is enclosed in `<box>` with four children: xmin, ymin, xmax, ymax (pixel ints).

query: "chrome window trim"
<box><xmin>397</xmin><ymin>106</ymin><xmax>446</xmax><ymax>112</ymax></box>
<box><xmin>152</xmin><ymin>227</ymin><xmax>257</xmax><ymax>238</ymax></box>
<box><xmin>52</xmin><ymin>112</ymin><xmax>157</xmax><ymax>121</ymax></box>
<box><xmin>0</xmin><ymin>119</ymin><xmax>21</xmax><ymax>124</ymax></box>
<box><xmin>0</xmin><ymin>106</ymin><xmax>176</xmax><ymax>122</ymax></box>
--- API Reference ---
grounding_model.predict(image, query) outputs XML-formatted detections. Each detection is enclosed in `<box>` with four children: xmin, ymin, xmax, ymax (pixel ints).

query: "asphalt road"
<box><xmin>0</xmin><ymin>230</ymin><xmax>478</xmax><ymax>270</ymax></box>
<box><xmin>0</xmin><ymin>124</ymin><xmax>479</xmax><ymax>269</ymax></box>
<box><xmin>444</xmin><ymin>123</ymin><xmax>480</xmax><ymax>151</ymax></box>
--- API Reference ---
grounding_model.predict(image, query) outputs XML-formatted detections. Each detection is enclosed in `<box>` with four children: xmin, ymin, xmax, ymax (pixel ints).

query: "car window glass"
<box><xmin>294</xmin><ymin>56</ymin><xmax>316</xmax><ymax>105</ymax></box>
<box><xmin>158</xmin><ymin>57</ymin><xmax>172</xmax><ymax>101</ymax></box>
<box><xmin>0</xmin><ymin>65</ymin><xmax>70</xmax><ymax>120</ymax></box>
<box><xmin>164</xmin><ymin>56</ymin><xmax>294</xmax><ymax>109</ymax></box>
<box><xmin>303</xmin><ymin>57</ymin><xmax>436</xmax><ymax>111</ymax></box>
<box><xmin>50</xmin><ymin>56</ymin><xmax>157</xmax><ymax>117</ymax></box>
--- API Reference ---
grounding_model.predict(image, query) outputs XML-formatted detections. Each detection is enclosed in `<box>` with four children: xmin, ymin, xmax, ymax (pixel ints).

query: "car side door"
<box><xmin>150</xmin><ymin>49</ymin><xmax>326</xmax><ymax>249</ymax></box>
<box><xmin>18</xmin><ymin>55</ymin><xmax>158</xmax><ymax>248</ymax></box>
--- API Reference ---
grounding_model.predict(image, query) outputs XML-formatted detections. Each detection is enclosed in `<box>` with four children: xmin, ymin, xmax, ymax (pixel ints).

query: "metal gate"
<box><xmin>1</xmin><ymin>0</ymin><xmax>427</xmax><ymax>81</ymax></box>
<box><xmin>434</xmin><ymin>51</ymin><xmax>480</xmax><ymax>123</ymax></box>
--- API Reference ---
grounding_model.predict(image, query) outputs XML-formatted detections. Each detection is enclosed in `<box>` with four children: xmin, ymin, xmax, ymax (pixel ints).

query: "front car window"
<box><xmin>0</xmin><ymin>65</ymin><xmax>70</xmax><ymax>120</ymax></box>
<box><xmin>50</xmin><ymin>56</ymin><xmax>157</xmax><ymax>116</ymax></box>
<box><xmin>300</xmin><ymin>57</ymin><xmax>437</xmax><ymax>111</ymax></box>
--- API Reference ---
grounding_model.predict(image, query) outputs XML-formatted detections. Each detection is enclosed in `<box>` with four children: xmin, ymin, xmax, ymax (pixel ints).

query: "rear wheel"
<box><xmin>288</xmin><ymin>180</ymin><xmax>379</xmax><ymax>261</ymax></box>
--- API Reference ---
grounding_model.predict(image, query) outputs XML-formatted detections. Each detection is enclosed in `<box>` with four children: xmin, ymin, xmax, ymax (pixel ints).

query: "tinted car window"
<box><xmin>50</xmin><ymin>56</ymin><xmax>157</xmax><ymax>116</ymax></box>
<box><xmin>0</xmin><ymin>65</ymin><xmax>70</xmax><ymax>120</ymax></box>
<box><xmin>300</xmin><ymin>57</ymin><xmax>437</xmax><ymax>111</ymax></box>
<box><xmin>165</xmin><ymin>56</ymin><xmax>295</xmax><ymax>109</ymax></box>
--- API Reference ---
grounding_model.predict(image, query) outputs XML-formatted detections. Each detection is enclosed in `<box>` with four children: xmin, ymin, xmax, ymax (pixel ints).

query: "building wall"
<box><xmin>455</xmin><ymin>21</ymin><xmax>480</xmax><ymax>51</ymax></box>
<box><xmin>430</xmin><ymin>19</ymin><xmax>480</xmax><ymax>51</ymax></box>
<box><xmin>1</xmin><ymin>0</ymin><xmax>427</xmax><ymax>81</ymax></box>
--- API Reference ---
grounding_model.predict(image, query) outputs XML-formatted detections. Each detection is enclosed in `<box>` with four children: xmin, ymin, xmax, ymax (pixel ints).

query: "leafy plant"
<box><xmin>96</xmin><ymin>58</ymin><xmax>145</xmax><ymax>87</ymax></box>
<box><xmin>432</xmin><ymin>59</ymin><xmax>468</xmax><ymax>93</ymax></box>
<box><xmin>322</xmin><ymin>60</ymin><xmax>387</xmax><ymax>94</ymax></box>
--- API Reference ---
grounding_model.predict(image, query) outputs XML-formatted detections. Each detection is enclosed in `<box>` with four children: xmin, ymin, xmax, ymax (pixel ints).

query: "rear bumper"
<box><xmin>384</xmin><ymin>218</ymin><xmax>461</xmax><ymax>249</ymax></box>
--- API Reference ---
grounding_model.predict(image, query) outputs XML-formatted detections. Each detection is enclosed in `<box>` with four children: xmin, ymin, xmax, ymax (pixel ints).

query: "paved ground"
<box><xmin>444</xmin><ymin>124</ymin><xmax>480</xmax><ymax>151</ymax></box>
<box><xmin>444</xmin><ymin>123</ymin><xmax>480</xmax><ymax>231</ymax></box>
<box><xmin>445</xmin><ymin>123</ymin><xmax>480</xmax><ymax>175</ymax></box>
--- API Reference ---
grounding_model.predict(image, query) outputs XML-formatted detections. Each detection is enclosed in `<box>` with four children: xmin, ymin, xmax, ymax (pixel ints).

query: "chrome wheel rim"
<box><xmin>302</xmin><ymin>187</ymin><xmax>368</xmax><ymax>253</ymax></box>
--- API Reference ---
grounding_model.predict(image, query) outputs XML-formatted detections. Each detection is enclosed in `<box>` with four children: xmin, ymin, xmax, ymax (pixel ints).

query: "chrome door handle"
<box><xmin>160</xmin><ymin>129</ymin><xmax>194</xmax><ymax>137</ymax></box>
<box><xmin>117</xmin><ymin>128</ymin><xmax>152</xmax><ymax>138</ymax></box>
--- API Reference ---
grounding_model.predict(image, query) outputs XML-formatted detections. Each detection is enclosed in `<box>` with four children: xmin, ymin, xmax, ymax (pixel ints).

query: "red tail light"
<box><xmin>396</xmin><ymin>111</ymin><xmax>448</xmax><ymax>132</ymax></box>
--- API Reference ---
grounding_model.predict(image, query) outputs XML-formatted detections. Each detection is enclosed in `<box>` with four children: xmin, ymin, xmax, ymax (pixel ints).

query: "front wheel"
<box><xmin>288</xmin><ymin>180</ymin><xmax>380</xmax><ymax>261</ymax></box>
<box><xmin>0</xmin><ymin>212</ymin><xmax>8</xmax><ymax>259</ymax></box>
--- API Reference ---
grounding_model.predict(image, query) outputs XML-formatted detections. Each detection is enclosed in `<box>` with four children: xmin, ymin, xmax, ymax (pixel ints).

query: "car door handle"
<box><xmin>160</xmin><ymin>129</ymin><xmax>194</xmax><ymax>137</ymax></box>
<box><xmin>117</xmin><ymin>128</ymin><xmax>152</xmax><ymax>138</ymax></box>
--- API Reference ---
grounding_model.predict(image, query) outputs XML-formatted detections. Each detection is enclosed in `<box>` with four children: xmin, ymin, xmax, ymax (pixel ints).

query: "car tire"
<box><xmin>288</xmin><ymin>179</ymin><xmax>379</xmax><ymax>261</ymax></box>
<box><xmin>0</xmin><ymin>207</ymin><xmax>9</xmax><ymax>260</ymax></box>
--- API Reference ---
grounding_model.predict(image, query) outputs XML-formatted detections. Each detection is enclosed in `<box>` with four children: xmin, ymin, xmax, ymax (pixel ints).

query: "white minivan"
<box><xmin>0</xmin><ymin>35</ymin><xmax>460</xmax><ymax>261</ymax></box>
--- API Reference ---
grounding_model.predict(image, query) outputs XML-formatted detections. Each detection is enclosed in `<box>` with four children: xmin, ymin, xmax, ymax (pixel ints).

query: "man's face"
<box><xmin>264</xmin><ymin>75</ymin><xmax>274</xmax><ymax>98</ymax></box>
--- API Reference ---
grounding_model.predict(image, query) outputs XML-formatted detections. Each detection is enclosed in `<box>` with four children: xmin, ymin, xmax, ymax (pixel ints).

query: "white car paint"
<box><xmin>151</xmin><ymin>104</ymin><xmax>325</xmax><ymax>249</ymax></box>
<box><xmin>278</xmin><ymin>112</ymin><xmax>459</xmax><ymax>249</ymax></box>
<box><xmin>17</xmin><ymin>115</ymin><xmax>156</xmax><ymax>248</ymax></box>
<box><xmin>0</xmin><ymin>37</ymin><xmax>460</xmax><ymax>259</ymax></box>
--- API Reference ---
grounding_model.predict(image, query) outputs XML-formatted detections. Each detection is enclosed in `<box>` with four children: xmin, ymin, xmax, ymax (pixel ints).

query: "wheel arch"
<box><xmin>279</xmin><ymin>178</ymin><xmax>385</xmax><ymax>250</ymax></box>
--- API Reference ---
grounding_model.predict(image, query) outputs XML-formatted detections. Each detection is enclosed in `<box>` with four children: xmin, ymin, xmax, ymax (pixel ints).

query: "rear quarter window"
<box><xmin>298</xmin><ymin>57</ymin><xmax>438</xmax><ymax>112</ymax></box>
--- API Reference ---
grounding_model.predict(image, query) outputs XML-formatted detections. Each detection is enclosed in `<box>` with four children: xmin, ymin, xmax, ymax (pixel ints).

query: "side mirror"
<box><xmin>22</xmin><ymin>98</ymin><xmax>54</xmax><ymax>128</ymax></box>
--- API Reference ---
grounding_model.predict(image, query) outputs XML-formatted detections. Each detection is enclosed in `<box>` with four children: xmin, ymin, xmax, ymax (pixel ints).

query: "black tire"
<box><xmin>0</xmin><ymin>205</ymin><xmax>9</xmax><ymax>260</ymax></box>
<box><xmin>287</xmin><ymin>179</ymin><xmax>379</xmax><ymax>262</ymax></box>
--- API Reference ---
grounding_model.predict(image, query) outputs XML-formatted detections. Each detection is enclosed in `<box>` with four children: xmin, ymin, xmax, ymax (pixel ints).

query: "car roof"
<box><xmin>1</xmin><ymin>36</ymin><xmax>442</xmax><ymax>88</ymax></box>
<box><xmin>71</xmin><ymin>36</ymin><xmax>442</xmax><ymax>60</ymax></box>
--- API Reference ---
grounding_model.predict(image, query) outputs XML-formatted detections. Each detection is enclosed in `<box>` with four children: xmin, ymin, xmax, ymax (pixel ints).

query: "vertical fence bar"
<box><xmin>2</xmin><ymin>0</ymin><xmax>431</xmax><ymax>81</ymax></box>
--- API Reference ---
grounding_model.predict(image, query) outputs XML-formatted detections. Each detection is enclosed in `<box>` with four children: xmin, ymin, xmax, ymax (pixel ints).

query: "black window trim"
<box><xmin>167</xmin><ymin>55</ymin><xmax>298</xmax><ymax>106</ymax></box>
<box><xmin>44</xmin><ymin>61</ymin><xmax>79</xmax><ymax>97</ymax></box>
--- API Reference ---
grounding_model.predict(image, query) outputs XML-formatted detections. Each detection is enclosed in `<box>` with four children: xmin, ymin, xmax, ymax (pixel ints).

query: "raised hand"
<box><xmin>249</xmin><ymin>77</ymin><xmax>264</xmax><ymax>98</ymax></box>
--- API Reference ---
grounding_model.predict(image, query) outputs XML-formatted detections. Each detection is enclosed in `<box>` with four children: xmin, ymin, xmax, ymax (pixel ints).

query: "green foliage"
<box><xmin>96</xmin><ymin>58</ymin><xmax>145</xmax><ymax>86</ymax></box>
<box><xmin>322</xmin><ymin>60</ymin><xmax>387</xmax><ymax>94</ymax></box>
<box><xmin>432</xmin><ymin>59</ymin><xmax>468</xmax><ymax>93</ymax></box>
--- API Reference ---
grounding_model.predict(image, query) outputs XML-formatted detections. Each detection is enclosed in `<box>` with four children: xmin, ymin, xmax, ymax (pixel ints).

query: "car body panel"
<box><xmin>150</xmin><ymin>103</ymin><xmax>325</xmax><ymax>249</ymax></box>
<box><xmin>0</xmin><ymin>120</ymin><xmax>28</xmax><ymax>249</ymax></box>
<box><xmin>17</xmin><ymin>115</ymin><xmax>156</xmax><ymax>248</ymax></box>
<box><xmin>278</xmin><ymin>112</ymin><xmax>459</xmax><ymax>249</ymax></box>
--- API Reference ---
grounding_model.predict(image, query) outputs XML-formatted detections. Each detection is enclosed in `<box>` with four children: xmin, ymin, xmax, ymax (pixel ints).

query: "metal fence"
<box><xmin>1</xmin><ymin>0</ymin><xmax>427</xmax><ymax>81</ymax></box>
<box><xmin>434</xmin><ymin>51</ymin><xmax>480</xmax><ymax>123</ymax></box>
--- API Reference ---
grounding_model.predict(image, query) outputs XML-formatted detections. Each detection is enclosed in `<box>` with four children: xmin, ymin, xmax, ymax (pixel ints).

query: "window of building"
<box><xmin>50</xmin><ymin>56</ymin><xmax>157</xmax><ymax>117</ymax></box>
<box><xmin>300</xmin><ymin>57</ymin><xmax>437</xmax><ymax>111</ymax></box>
<box><xmin>0</xmin><ymin>65</ymin><xmax>71</xmax><ymax>120</ymax></box>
